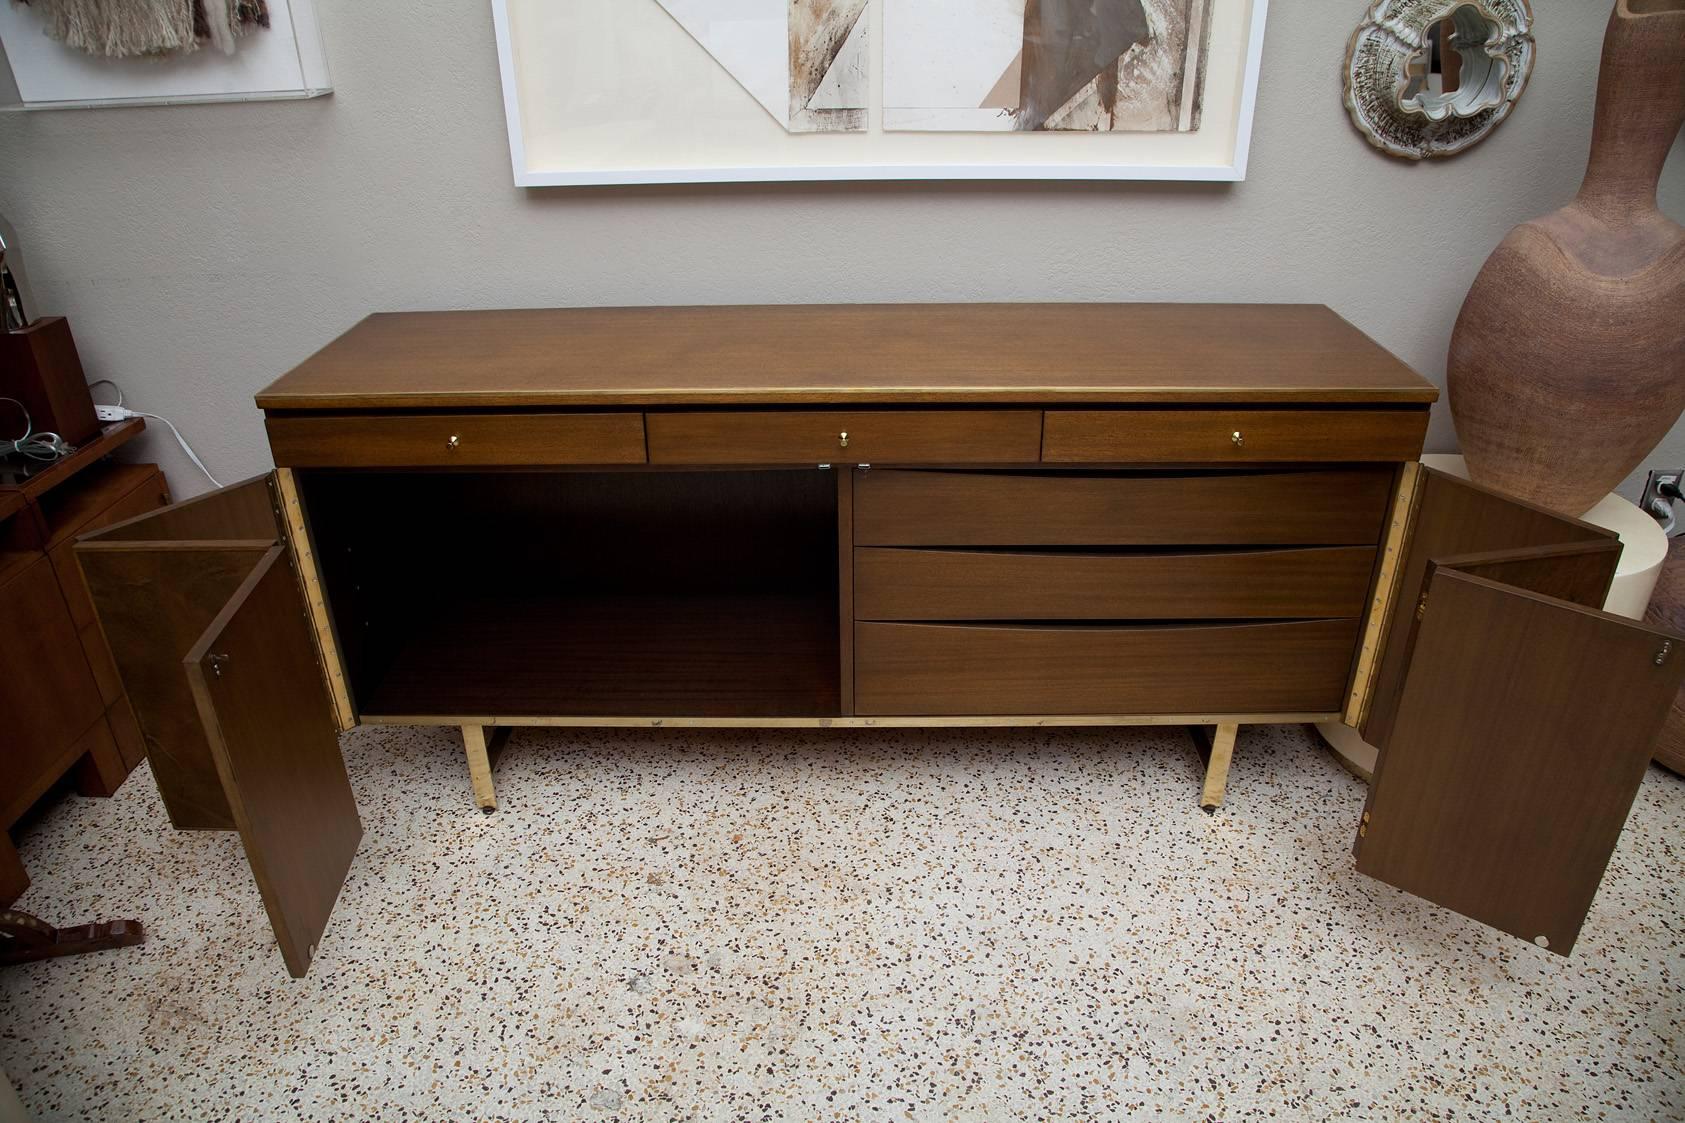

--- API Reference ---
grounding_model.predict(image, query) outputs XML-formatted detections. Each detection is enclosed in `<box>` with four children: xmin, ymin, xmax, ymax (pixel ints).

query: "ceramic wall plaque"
<box><xmin>1344</xmin><ymin>0</ymin><xmax>1535</xmax><ymax>160</ymax></box>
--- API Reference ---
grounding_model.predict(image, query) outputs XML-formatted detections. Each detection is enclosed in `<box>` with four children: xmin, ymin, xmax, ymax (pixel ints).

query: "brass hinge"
<box><xmin>1415</xmin><ymin>591</ymin><xmax>1430</xmax><ymax>621</ymax></box>
<box><xmin>1656</xmin><ymin>640</ymin><xmax>1674</xmax><ymax>667</ymax></box>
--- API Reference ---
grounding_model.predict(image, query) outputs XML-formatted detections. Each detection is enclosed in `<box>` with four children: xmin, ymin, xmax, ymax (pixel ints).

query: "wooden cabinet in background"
<box><xmin>0</xmin><ymin>419</ymin><xmax>167</xmax><ymax>904</ymax></box>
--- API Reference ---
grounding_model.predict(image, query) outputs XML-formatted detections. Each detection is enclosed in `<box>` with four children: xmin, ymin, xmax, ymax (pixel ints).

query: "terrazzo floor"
<box><xmin>2</xmin><ymin>723</ymin><xmax>1683</xmax><ymax>1121</ymax></box>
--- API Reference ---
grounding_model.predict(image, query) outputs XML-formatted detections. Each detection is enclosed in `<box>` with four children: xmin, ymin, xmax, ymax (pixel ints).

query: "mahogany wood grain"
<box><xmin>74</xmin><ymin>477</ymin><xmax>287</xmax><ymax>831</ymax></box>
<box><xmin>89</xmin><ymin>475</ymin><xmax>277</xmax><ymax>543</ymax></box>
<box><xmin>1357</xmin><ymin>568</ymin><xmax>1684</xmax><ymax>955</ymax></box>
<box><xmin>1645</xmin><ymin>535</ymin><xmax>1685</xmax><ymax>774</ymax></box>
<box><xmin>363</xmin><ymin>595</ymin><xmax>839</xmax><ymax>719</ymax></box>
<box><xmin>0</xmin><ymin>419</ymin><xmax>144</xmax><ymax>500</ymax></box>
<box><xmin>1428</xmin><ymin>543</ymin><xmax>1620</xmax><ymax>610</ymax></box>
<box><xmin>854</xmin><ymin>618</ymin><xmax>1359</xmax><ymax>716</ymax></box>
<box><xmin>186</xmin><ymin>546</ymin><xmax>362</xmax><ymax>978</ymax></box>
<box><xmin>301</xmin><ymin>468</ymin><xmax>841</xmax><ymax>712</ymax></box>
<box><xmin>75</xmin><ymin>545</ymin><xmax>267</xmax><ymax>831</ymax></box>
<box><xmin>1042</xmin><ymin>409</ymin><xmax>1429</xmax><ymax>463</ymax></box>
<box><xmin>1</xmin><ymin>721</ymin><xmax>99</xmax><ymax>828</ymax></box>
<box><xmin>69</xmin><ymin>713</ymin><xmax>125</xmax><ymax>799</ymax></box>
<box><xmin>255</xmin><ymin>305</ymin><xmax>1438</xmax><ymax>411</ymax></box>
<box><xmin>0</xmin><ymin>316</ymin><xmax>99</xmax><ymax>443</ymax></box>
<box><xmin>854</xmin><ymin>546</ymin><xmax>1377</xmax><ymax>621</ymax></box>
<box><xmin>107</xmin><ymin>695</ymin><xmax>146</xmax><ymax>772</ymax></box>
<box><xmin>838</xmin><ymin>469</ymin><xmax>855</xmax><ymax>714</ymax></box>
<box><xmin>1360</xmin><ymin>469</ymin><xmax>1616</xmax><ymax>749</ymax></box>
<box><xmin>36</xmin><ymin>463</ymin><xmax>167</xmax><ymax>548</ymax></box>
<box><xmin>48</xmin><ymin>467</ymin><xmax>171</xmax><ymax>632</ymax></box>
<box><xmin>0</xmin><ymin>831</ymin><xmax>26</xmax><ymax>906</ymax></box>
<box><xmin>80</xmin><ymin>621</ymin><xmax>124</xmax><ymax>706</ymax></box>
<box><xmin>0</xmin><ymin>554</ymin><xmax>104</xmax><ymax>822</ymax></box>
<box><xmin>646</xmin><ymin>410</ymin><xmax>1042</xmax><ymax>465</ymax></box>
<box><xmin>855</xmin><ymin>469</ymin><xmax>1394</xmax><ymax>547</ymax></box>
<box><xmin>266</xmin><ymin>412</ymin><xmax>647</xmax><ymax>469</ymax></box>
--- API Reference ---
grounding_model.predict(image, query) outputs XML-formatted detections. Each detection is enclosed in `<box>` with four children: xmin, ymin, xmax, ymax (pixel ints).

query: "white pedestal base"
<box><xmin>1318</xmin><ymin>455</ymin><xmax>1667</xmax><ymax>780</ymax></box>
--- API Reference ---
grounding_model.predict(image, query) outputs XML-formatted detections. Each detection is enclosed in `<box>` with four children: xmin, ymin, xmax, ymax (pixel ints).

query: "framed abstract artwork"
<box><xmin>491</xmin><ymin>0</ymin><xmax>1269</xmax><ymax>186</ymax></box>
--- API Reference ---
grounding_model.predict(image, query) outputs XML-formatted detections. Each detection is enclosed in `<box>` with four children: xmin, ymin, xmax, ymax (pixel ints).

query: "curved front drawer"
<box><xmin>854</xmin><ymin>545</ymin><xmax>1377</xmax><ymax>621</ymax></box>
<box><xmin>854</xmin><ymin>619</ymin><xmax>1359</xmax><ymax>716</ymax></box>
<box><xmin>855</xmin><ymin>468</ymin><xmax>1394</xmax><ymax>546</ymax></box>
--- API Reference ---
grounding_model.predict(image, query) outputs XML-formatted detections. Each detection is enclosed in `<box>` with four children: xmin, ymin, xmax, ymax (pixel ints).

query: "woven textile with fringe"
<box><xmin>14</xmin><ymin>0</ymin><xmax>270</xmax><ymax>58</ymax></box>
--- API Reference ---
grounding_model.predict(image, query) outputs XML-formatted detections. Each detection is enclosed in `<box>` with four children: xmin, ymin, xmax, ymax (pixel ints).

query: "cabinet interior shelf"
<box><xmin>361</xmin><ymin>593</ymin><xmax>839</xmax><ymax>718</ymax></box>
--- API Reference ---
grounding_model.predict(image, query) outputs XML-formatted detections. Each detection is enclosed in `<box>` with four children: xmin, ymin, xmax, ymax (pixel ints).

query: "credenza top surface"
<box><xmin>256</xmin><ymin>303</ymin><xmax>1440</xmax><ymax>411</ymax></box>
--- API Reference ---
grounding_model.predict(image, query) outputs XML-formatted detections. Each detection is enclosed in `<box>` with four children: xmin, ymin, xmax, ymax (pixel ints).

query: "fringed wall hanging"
<box><xmin>0</xmin><ymin>0</ymin><xmax>325</xmax><ymax>108</ymax></box>
<box><xmin>13</xmin><ymin>0</ymin><xmax>270</xmax><ymax>58</ymax></box>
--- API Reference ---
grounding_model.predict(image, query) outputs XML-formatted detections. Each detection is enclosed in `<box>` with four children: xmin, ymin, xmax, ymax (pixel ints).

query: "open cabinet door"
<box><xmin>1355</xmin><ymin>466</ymin><xmax>1620</xmax><ymax>748</ymax></box>
<box><xmin>184</xmin><ymin>545</ymin><xmax>362</xmax><ymax>977</ymax></box>
<box><xmin>75</xmin><ymin>471</ymin><xmax>357</xmax><ymax>830</ymax></box>
<box><xmin>1356</xmin><ymin>559</ymin><xmax>1684</xmax><ymax>955</ymax></box>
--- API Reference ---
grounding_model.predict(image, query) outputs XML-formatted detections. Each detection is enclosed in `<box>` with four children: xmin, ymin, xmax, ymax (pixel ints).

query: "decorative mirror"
<box><xmin>1345</xmin><ymin>0</ymin><xmax>1536</xmax><ymax>160</ymax></box>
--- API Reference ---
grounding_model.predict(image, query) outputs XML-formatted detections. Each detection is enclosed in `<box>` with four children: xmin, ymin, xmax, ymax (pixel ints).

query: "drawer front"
<box><xmin>266</xmin><ymin>413</ymin><xmax>647</xmax><ymax>468</ymax></box>
<box><xmin>646</xmin><ymin>411</ymin><xmax>1042</xmax><ymax>465</ymax></box>
<box><xmin>1042</xmin><ymin>409</ymin><xmax>1428</xmax><ymax>463</ymax></box>
<box><xmin>855</xmin><ymin>468</ymin><xmax>1393</xmax><ymax>547</ymax></box>
<box><xmin>854</xmin><ymin>546</ymin><xmax>1376</xmax><ymax>621</ymax></box>
<box><xmin>855</xmin><ymin>619</ymin><xmax>1359</xmax><ymax>716</ymax></box>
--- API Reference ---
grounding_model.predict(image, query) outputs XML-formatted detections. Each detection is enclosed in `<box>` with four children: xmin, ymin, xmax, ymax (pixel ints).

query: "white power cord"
<box><xmin>0</xmin><ymin>396</ymin><xmax>72</xmax><ymax>461</ymax></box>
<box><xmin>90</xmin><ymin>379</ymin><xmax>221</xmax><ymax>487</ymax></box>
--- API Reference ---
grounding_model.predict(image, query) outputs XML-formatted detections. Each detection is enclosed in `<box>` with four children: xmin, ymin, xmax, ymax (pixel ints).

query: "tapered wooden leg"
<box><xmin>461</xmin><ymin>726</ymin><xmax>511</xmax><ymax>813</ymax></box>
<box><xmin>1199</xmin><ymin>723</ymin><xmax>1240</xmax><ymax>812</ymax></box>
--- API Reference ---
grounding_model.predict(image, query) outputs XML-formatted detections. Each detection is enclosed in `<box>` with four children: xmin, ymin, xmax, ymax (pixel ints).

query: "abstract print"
<box><xmin>885</xmin><ymin>0</ymin><xmax>1215</xmax><ymax>133</ymax></box>
<box><xmin>656</xmin><ymin>0</ymin><xmax>869</xmax><ymax>133</ymax></box>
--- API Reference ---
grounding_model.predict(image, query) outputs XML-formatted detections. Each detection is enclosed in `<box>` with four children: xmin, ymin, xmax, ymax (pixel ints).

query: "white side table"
<box><xmin>1318</xmin><ymin>455</ymin><xmax>1670</xmax><ymax>779</ymax></box>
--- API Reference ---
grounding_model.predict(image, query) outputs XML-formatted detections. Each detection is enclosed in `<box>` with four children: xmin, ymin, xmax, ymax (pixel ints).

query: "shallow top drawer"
<box><xmin>1043</xmin><ymin>409</ymin><xmax>1428</xmax><ymax>463</ymax></box>
<box><xmin>266</xmin><ymin>413</ymin><xmax>647</xmax><ymax>468</ymax></box>
<box><xmin>646</xmin><ymin>411</ymin><xmax>1042</xmax><ymax>465</ymax></box>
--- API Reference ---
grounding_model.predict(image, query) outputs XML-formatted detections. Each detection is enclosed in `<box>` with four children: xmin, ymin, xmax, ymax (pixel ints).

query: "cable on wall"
<box><xmin>90</xmin><ymin>379</ymin><xmax>221</xmax><ymax>488</ymax></box>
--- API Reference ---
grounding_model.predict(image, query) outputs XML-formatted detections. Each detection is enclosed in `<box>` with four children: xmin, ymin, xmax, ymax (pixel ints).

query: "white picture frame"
<box><xmin>492</xmin><ymin>0</ymin><xmax>1269</xmax><ymax>187</ymax></box>
<box><xmin>0</xmin><ymin>0</ymin><xmax>330</xmax><ymax>110</ymax></box>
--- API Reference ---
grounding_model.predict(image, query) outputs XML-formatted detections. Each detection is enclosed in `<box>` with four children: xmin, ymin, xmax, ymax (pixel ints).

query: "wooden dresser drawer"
<box><xmin>1042</xmin><ymin>409</ymin><xmax>1428</xmax><ymax>463</ymax></box>
<box><xmin>855</xmin><ymin>619</ymin><xmax>1359</xmax><ymax>716</ymax></box>
<box><xmin>646</xmin><ymin>411</ymin><xmax>1042</xmax><ymax>465</ymax></box>
<box><xmin>266</xmin><ymin>413</ymin><xmax>647</xmax><ymax>468</ymax></box>
<box><xmin>854</xmin><ymin>545</ymin><xmax>1376</xmax><ymax>621</ymax></box>
<box><xmin>854</xmin><ymin>468</ymin><xmax>1393</xmax><ymax>547</ymax></box>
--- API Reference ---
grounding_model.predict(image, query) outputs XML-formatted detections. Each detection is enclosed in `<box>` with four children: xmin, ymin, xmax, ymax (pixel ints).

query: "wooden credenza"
<box><xmin>74</xmin><ymin>305</ymin><xmax>1685</xmax><ymax>975</ymax></box>
<box><xmin>2</xmin><ymin>420</ymin><xmax>168</xmax><ymax>902</ymax></box>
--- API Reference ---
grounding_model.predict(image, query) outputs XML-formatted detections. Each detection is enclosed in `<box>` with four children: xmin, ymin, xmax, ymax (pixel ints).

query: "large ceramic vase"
<box><xmin>1448</xmin><ymin>0</ymin><xmax>1685</xmax><ymax>518</ymax></box>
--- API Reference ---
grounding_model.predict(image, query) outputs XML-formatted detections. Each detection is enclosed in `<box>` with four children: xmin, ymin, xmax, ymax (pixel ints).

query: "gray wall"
<box><xmin>1</xmin><ymin>0</ymin><xmax>1681</xmax><ymax>500</ymax></box>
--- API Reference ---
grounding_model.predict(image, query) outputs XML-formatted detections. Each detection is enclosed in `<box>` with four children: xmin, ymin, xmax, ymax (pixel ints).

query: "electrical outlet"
<box><xmin>1641</xmin><ymin>469</ymin><xmax>1685</xmax><ymax>534</ymax></box>
<box><xmin>94</xmin><ymin>405</ymin><xmax>129</xmax><ymax>422</ymax></box>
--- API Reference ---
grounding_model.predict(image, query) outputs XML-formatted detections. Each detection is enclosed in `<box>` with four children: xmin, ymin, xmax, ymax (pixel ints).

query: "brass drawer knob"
<box><xmin>447</xmin><ymin>434</ymin><xmax>461</xmax><ymax>450</ymax></box>
<box><xmin>1231</xmin><ymin>431</ymin><xmax>1244</xmax><ymax>447</ymax></box>
<box><xmin>839</xmin><ymin>431</ymin><xmax>850</xmax><ymax>449</ymax></box>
